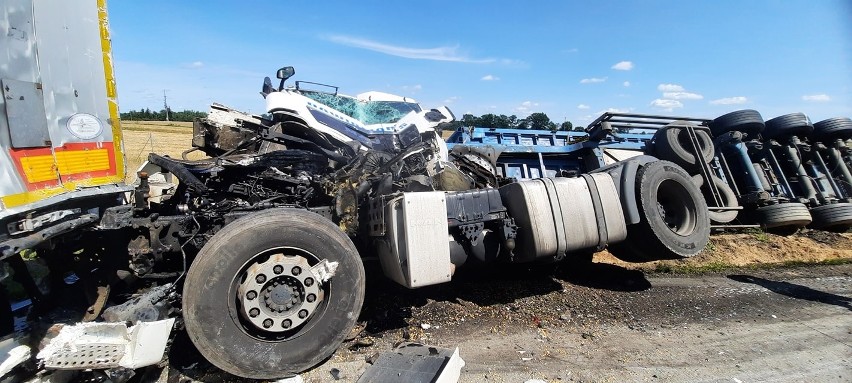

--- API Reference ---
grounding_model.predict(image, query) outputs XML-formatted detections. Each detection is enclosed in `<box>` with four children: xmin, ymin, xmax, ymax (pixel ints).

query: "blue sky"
<box><xmin>109</xmin><ymin>0</ymin><xmax>851</xmax><ymax>126</ymax></box>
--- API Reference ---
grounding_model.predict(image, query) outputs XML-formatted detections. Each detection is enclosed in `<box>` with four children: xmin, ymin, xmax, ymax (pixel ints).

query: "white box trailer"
<box><xmin>0</xmin><ymin>0</ymin><xmax>128</xmax><ymax>255</ymax></box>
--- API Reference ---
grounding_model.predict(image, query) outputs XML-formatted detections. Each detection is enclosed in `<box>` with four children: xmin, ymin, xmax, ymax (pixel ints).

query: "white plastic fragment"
<box><xmin>435</xmin><ymin>347</ymin><xmax>464</xmax><ymax>383</ymax></box>
<box><xmin>37</xmin><ymin>318</ymin><xmax>175</xmax><ymax>370</ymax></box>
<box><xmin>273</xmin><ymin>375</ymin><xmax>304</xmax><ymax>383</ymax></box>
<box><xmin>311</xmin><ymin>260</ymin><xmax>339</xmax><ymax>282</ymax></box>
<box><xmin>0</xmin><ymin>338</ymin><xmax>31</xmax><ymax>377</ymax></box>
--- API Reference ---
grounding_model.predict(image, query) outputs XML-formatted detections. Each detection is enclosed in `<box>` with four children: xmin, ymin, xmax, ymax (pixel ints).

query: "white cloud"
<box><xmin>401</xmin><ymin>84</ymin><xmax>422</xmax><ymax>92</ymax></box>
<box><xmin>600</xmin><ymin>107</ymin><xmax>632</xmax><ymax>114</ymax></box>
<box><xmin>577</xmin><ymin>104</ymin><xmax>590</xmax><ymax>109</ymax></box>
<box><xmin>650</xmin><ymin>99</ymin><xmax>684</xmax><ymax>111</ymax></box>
<box><xmin>580</xmin><ymin>77</ymin><xmax>607</xmax><ymax>84</ymax></box>
<box><xmin>443</xmin><ymin>96</ymin><xmax>459</xmax><ymax>104</ymax></box>
<box><xmin>663</xmin><ymin>91</ymin><xmax>704</xmax><ymax>100</ymax></box>
<box><xmin>623</xmin><ymin>81</ymin><xmax>630</xmax><ymax>87</ymax></box>
<box><xmin>325</xmin><ymin>34</ymin><xmax>496</xmax><ymax>63</ymax></box>
<box><xmin>515</xmin><ymin>100</ymin><xmax>539</xmax><ymax>113</ymax></box>
<box><xmin>802</xmin><ymin>94</ymin><xmax>831</xmax><ymax>102</ymax></box>
<box><xmin>657</xmin><ymin>83</ymin><xmax>685</xmax><ymax>92</ymax></box>
<box><xmin>565</xmin><ymin>48</ymin><xmax>579</xmax><ymax>53</ymax></box>
<box><xmin>481</xmin><ymin>74</ymin><xmax>500</xmax><ymax>81</ymax></box>
<box><xmin>710</xmin><ymin>96</ymin><xmax>748</xmax><ymax>105</ymax></box>
<box><xmin>611</xmin><ymin>61</ymin><xmax>634</xmax><ymax>71</ymax></box>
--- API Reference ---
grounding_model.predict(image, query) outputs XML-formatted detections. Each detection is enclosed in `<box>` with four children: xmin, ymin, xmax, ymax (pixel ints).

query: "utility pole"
<box><xmin>163</xmin><ymin>90</ymin><xmax>170</xmax><ymax>121</ymax></box>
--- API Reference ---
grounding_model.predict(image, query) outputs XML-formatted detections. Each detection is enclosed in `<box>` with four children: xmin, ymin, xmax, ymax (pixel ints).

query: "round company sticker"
<box><xmin>66</xmin><ymin>113</ymin><xmax>104</xmax><ymax>139</ymax></box>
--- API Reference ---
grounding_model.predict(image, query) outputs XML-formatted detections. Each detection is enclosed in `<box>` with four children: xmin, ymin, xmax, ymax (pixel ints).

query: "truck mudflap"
<box><xmin>591</xmin><ymin>155</ymin><xmax>659</xmax><ymax>226</ymax></box>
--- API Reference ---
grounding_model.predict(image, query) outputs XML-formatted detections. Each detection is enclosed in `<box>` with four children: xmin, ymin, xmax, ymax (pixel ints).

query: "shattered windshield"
<box><xmin>300</xmin><ymin>91</ymin><xmax>421</xmax><ymax>125</ymax></box>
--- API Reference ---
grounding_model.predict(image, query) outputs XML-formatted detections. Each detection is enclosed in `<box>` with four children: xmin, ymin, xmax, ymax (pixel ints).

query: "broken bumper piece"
<box><xmin>37</xmin><ymin>318</ymin><xmax>175</xmax><ymax>370</ymax></box>
<box><xmin>357</xmin><ymin>342</ymin><xmax>465</xmax><ymax>383</ymax></box>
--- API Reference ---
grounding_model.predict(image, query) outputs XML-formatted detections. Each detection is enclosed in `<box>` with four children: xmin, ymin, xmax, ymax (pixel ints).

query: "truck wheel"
<box><xmin>183</xmin><ymin>208</ymin><xmax>365</xmax><ymax>379</ymax></box>
<box><xmin>808</xmin><ymin>203</ymin><xmax>852</xmax><ymax>232</ymax></box>
<box><xmin>691</xmin><ymin>174</ymin><xmax>739</xmax><ymax>223</ymax></box>
<box><xmin>750</xmin><ymin>203</ymin><xmax>812</xmax><ymax>235</ymax></box>
<box><xmin>609</xmin><ymin>161</ymin><xmax>710</xmax><ymax>262</ymax></box>
<box><xmin>763</xmin><ymin>113</ymin><xmax>813</xmax><ymax>139</ymax></box>
<box><xmin>813</xmin><ymin>117</ymin><xmax>852</xmax><ymax>141</ymax></box>
<box><xmin>709</xmin><ymin>109</ymin><xmax>765</xmax><ymax>137</ymax></box>
<box><xmin>654</xmin><ymin>126</ymin><xmax>715</xmax><ymax>169</ymax></box>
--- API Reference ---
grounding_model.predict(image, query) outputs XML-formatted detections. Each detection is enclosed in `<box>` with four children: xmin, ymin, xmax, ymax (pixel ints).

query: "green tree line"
<box><xmin>120</xmin><ymin>108</ymin><xmax>206</xmax><ymax>122</ymax></box>
<box><xmin>453</xmin><ymin>112</ymin><xmax>584</xmax><ymax>132</ymax></box>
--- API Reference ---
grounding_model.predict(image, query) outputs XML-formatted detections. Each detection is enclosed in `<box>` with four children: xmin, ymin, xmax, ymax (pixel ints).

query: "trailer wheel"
<box><xmin>808</xmin><ymin>203</ymin><xmax>852</xmax><ymax>232</ymax></box>
<box><xmin>654</xmin><ymin>126</ymin><xmax>715</xmax><ymax>170</ymax></box>
<box><xmin>691</xmin><ymin>174</ymin><xmax>739</xmax><ymax>223</ymax></box>
<box><xmin>609</xmin><ymin>161</ymin><xmax>710</xmax><ymax>262</ymax></box>
<box><xmin>750</xmin><ymin>203</ymin><xmax>812</xmax><ymax>235</ymax></box>
<box><xmin>709</xmin><ymin>109</ymin><xmax>765</xmax><ymax>137</ymax></box>
<box><xmin>183</xmin><ymin>208</ymin><xmax>365</xmax><ymax>379</ymax></box>
<box><xmin>813</xmin><ymin>117</ymin><xmax>852</xmax><ymax>141</ymax></box>
<box><xmin>763</xmin><ymin>113</ymin><xmax>813</xmax><ymax>139</ymax></box>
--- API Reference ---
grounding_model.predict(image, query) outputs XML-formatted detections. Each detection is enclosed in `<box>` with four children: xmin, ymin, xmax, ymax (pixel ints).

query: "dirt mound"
<box><xmin>598</xmin><ymin>230</ymin><xmax>852</xmax><ymax>271</ymax></box>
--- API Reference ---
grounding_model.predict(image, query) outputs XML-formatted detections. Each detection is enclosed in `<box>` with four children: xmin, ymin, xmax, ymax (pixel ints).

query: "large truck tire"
<box><xmin>653</xmin><ymin>125</ymin><xmax>715</xmax><ymax>170</ymax></box>
<box><xmin>763</xmin><ymin>113</ymin><xmax>814</xmax><ymax>139</ymax></box>
<box><xmin>813</xmin><ymin>117</ymin><xmax>852</xmax><ymax>141</ymax></box>
<box><xmin>691</xmin><ymin>174</ymin><xmax>739</xmax><ymax>223</ymax></box>
<box><xmin>609</xmin><ymin>161</ymin><xmax>711</xmax><ymax>262</ymax></box>
<box><xmin>750</xmin><ymin>203</ymin><xmax>812</xmax><ymax>235</ymax></box>
<box><xmin>708</xmin><ymin>109</ymin><xmax>765</xmax><ymax>137</ymax></box>
<box><xmin>183</xmin><ymin>208</ymin><xmax>365</xmax><ymax>379</ymax></box>
<box><xmin>808</xmin><ymin>203</ymin><xmax>852</xmax><ymax>232</ymax></box>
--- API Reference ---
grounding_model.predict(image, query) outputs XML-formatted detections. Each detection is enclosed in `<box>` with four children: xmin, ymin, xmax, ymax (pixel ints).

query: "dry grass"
<box><xmin>120</xmin><ymin>121</ymin><xmax>202</xmax><ymax>181</ymax></box>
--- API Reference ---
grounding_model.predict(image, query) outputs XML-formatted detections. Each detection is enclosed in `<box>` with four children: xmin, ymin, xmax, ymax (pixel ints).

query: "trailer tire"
<box><xmin>709</xmin><ymin>109</ymin><xmax>765</xmax><ymax>137</ymax></box>
<box><xmin>183</xmin><ymin>208</ymin><xmax>365</xmax><ymax>380</ymax></box>
<box><xmin>808</xmin><ymin>203</ymin><xmax>852</xmax><ymax>232</ymax></box>
<box><xmin>691</xmin><ymin>174</ymin><xmax>739</xmax><ymax>223</ymax></box>
<box><xmin>653</xmin><ymin>126</ymin><xmax>715</xmax><ymax>170</ymax></box>
<box><xmin>608</xmin><ymin>161</ymin><xmax>710</xmax><ymax>262</ymax></box>
<box><xmin>813</xmin><ymin>117</ymin><xmax>852</xmax><ymax>141</ymax></box>
<box><xmin>751</xmin><ymin>203</ymin><xmax>812</xmax><ymax>235</ymax></box>
<box><xmin>763</xmin><ymin>113</ymin><xmax>814</xmax><ymax>139</ymax></box>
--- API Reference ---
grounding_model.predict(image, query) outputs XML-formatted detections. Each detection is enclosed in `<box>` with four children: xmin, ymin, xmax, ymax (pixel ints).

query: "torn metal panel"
<box><xmin>356</xmin><ymin>342</ymin><xmax>464</xmax><ymax>383</ymax></box>
<box><xmin>310</xmin><ymin>259</ymin><xmax>339</xmax><ymax>283</ymax></box>
<box><xmin>36</xmin><ymin>318</ymin><xmax>175</xmax><ymax>370</ymax></box>
<box><xmin>1</xmin><ymin>337</ymin><xmax>31</xmax><ymax>378</ymax></box>
<box><xmin>101</xmin><ymin>284</ymin><xmax>173</xmax><ymax>324</ymax></box>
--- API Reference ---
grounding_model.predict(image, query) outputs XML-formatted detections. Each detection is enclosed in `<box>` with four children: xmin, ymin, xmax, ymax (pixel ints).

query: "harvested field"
<box><xmin>120</xmin><ymin>121</ymin><xmax>198</xmax><ymax>181</ymax></box>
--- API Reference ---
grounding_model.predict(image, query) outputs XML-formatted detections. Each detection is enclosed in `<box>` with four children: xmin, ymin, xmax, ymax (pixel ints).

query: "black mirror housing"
<box><xmin>261</xmin><ymin>77</ymin><xmax>274</xmax><ymax>98</ymax></box>
<box><xmin>276</xmin><ymin>66</ymin><xmax>295</xmax><ymax>80</ymax></box>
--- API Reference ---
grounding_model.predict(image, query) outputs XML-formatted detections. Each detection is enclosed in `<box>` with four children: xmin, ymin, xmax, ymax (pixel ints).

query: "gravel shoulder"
<box><xmin>297</xmin><ymin>263</ymin><xmax>852</xmax><ymax>383</ymax></box>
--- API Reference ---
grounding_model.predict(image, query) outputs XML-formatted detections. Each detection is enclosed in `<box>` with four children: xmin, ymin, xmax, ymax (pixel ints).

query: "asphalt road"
<box><xmin>299</xmin><ymin>263</ymin><xmax>852</xmax><ymax>383</ymax></box>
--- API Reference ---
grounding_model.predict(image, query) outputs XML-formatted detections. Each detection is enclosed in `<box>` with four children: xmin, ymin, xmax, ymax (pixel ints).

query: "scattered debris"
<box><xmin>329</xmin><ymin>367</ymin><xmax>341</xmax><ymax>380</ymax></box>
